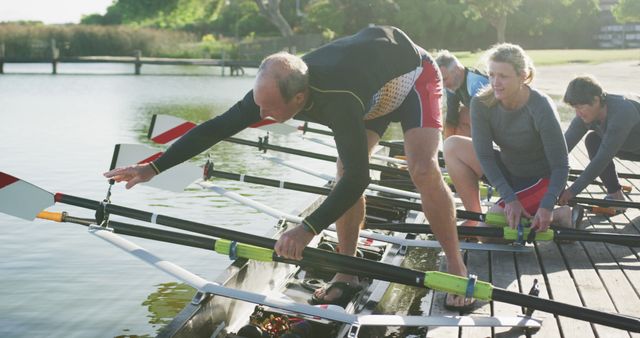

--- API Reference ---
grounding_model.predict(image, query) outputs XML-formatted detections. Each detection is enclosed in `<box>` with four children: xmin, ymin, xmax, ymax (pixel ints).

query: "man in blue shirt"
<box><xmin>436</xmin><ymin>50</ymin><xmax>489</xmax><ymax>139</ymax></box>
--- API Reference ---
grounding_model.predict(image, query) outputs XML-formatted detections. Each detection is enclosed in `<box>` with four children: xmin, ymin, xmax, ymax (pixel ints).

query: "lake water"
<box><xmin>0</xmin><ymin>64</ymin><xmax>358</xmax><ymax>337</ymax></box>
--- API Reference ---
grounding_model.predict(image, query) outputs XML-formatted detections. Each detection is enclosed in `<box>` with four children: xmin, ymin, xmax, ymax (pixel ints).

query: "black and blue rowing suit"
<box><xmin>153</xmin><ymin>25</ymin><xmax>443</xmax><ymax>233</ymax></box>
<box><xmin>445</xmin><ymin>68</ymin><xmax>488</xmax><ymax>127</ymax></box>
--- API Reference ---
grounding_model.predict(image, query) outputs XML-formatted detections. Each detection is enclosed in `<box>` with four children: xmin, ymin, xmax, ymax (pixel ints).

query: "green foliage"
<box><xmin>392</xmin><ymin>0</ymin><xmax>492</xmax><ymax>50</ymax></box>
<box><xmin>463</xmin><ymin>0</ymin><xmax>523</xmax><ymax>23</ymax></box>
<box><xmin>613</xmin><ymin>0</ymin><xmax>640</xmax><ymax>23</ymax></box>
<box><xmin>508</xmin><ymin>0</ymin><xmax>599</xmax><ymax>48</ymax></box>
<box><xmin>0</xmin><ymin>24</ymin><xmax>197</xmax><ymax>58</ymax></box>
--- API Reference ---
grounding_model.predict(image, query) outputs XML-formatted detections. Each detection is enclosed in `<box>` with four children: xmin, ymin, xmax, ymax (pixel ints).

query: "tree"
<box><xmin>462</xmin><ymin>0</ymin><xmax>522</xmax><ymax>43</ymax></box>
<box><xmin>612</xmin><ymin>0</ymin><xmax>640</xmax><ymax>23</ymax></box>
<box><xmin>254</xmin><ymin>0</ymin><xmax>294</xmax><ymax>37</ymax></box>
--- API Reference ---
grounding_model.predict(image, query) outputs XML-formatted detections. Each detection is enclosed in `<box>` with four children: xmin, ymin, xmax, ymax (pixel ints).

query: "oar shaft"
<box><xmin>554</xmin><ymin>229</ymin><xmax>640</xmax><ymax>247</ymax></box>
<box><xmin>204</xmin><ymin>168</ymin><xmax>486</xmax><ymax>221</ymax></box>
<box><xmin>49</xmin><ymin>212</ymin><xmax>375</xmax><ymax>276</ymax></box>
<box><xmin>53</xmin><ymin>193</ymin><xmax>426</xmax><ymax>286</ymax></box>
<box><xmin>366</xmin><ymin>223</ymin><xmax>504</xmax><ymax>238</ymax></box>
<box><xmin>572</xmin><ymin>196</ymin><xmax>640</xmax><ymax>209</ymax></box>
<box><xmin>225</xmin><ymin>137</ymin><xmax>410</xmax><ymax>178</ymax></box>
<box><xmin>492</xmin><ymin>288</ymin><xmax>640</xmax><ymax>333</ymax></box>
<box><xmin>569</xmin><ymin>168</ymin><xmax>640</xmax><ymax>180</ymax></box>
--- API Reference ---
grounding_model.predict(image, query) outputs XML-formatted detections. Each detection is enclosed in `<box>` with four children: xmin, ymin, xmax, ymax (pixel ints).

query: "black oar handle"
<box><xmin>493</xmin><ymin>288</ymin><xmax>640</xmax><ymax>333</ymax></box>
<box><xmin>54</xmin><ymin>193</ymin><xmax>425</xmax><ymax>286</ymax></box>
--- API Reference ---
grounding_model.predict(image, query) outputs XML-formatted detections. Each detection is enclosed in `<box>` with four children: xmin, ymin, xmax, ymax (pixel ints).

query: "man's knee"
<box><xmin>409</xmin><ymin>157</ymin><xmax>441</xmax><ymax>187</ymax></box>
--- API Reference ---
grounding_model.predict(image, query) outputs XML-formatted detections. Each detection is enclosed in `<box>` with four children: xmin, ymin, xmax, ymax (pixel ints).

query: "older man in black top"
<box><xmin>105</xmin><ymin>26</ymin><xmax>470</xmax><ymax>309</ymax></box>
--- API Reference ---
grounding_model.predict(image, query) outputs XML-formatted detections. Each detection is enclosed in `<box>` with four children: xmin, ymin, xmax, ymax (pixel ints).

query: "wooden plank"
<box><xmin>514</xmin><ymin>246</ymin><xmax>561</xmax><ymax>337</ymax></box>
<box><xmin>558</xmin><ymin>241</ymin><xmax>630</xmax><ymax>338</ymax></box>
<box><xmin>535</xmin><ymin>241</ymin><xmax>596</xmax><ymax>337</ymax></box>
<box><xmin>460</xmin><ymin>250</ymin><xmax>492</xmax><ymax>338</ymax></box>
<box><xmin>565</xmin><ymin>146</ymin><xmax>639</xmax><ymax>337</ymax></box>
<box><xmin>491</xmin><ymin>250</ymin><xmax>527</xmax><ymax>337</ymax></box>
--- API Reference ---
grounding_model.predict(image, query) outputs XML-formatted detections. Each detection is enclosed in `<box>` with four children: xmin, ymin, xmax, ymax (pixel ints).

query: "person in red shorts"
<box><xmin>444</xmin><ymin>43</ymin><xmax>574</xmax><ymax>233</ymax></box>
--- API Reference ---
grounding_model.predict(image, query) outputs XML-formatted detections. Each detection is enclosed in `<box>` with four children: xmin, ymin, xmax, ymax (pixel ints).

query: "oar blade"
<box><xmin>112</xmin><ymin>144</ymin><xmax>203</xmax><ymax>192</ymax></box>
<box><xmin>0</xmin><ymin>172</ymin><xmax>54</xmax><ymax>220</ymax></box>
<box><xmin>148</xmin><ymin>114</ymin><xmax>196</xmax><ymax>145</ymax></box>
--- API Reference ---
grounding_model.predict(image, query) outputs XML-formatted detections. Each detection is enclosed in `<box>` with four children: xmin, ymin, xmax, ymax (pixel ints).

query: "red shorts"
<box><xmin>364</xmin><ymin>49</ymin><xmax>443</xmax><ymax>137</ymax></box>
<box><xmin>496</xmin><ymin>178</ymin><xmax>550</xmax><ymax>215</ymax></box>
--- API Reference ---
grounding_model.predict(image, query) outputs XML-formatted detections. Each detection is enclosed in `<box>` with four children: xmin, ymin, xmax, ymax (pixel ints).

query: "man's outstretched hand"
<box><xmin>104</xmin><ymin>163</ymin><xmax>156</xmax><ymax>189</ymax></box>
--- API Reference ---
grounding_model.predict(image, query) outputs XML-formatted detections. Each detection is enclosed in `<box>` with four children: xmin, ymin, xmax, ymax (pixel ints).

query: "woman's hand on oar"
<box><xmin>503</xmin><ymin>200</ymin><xmax>532</xmax><ymax>228</ymax></box>
<box><xmin>104</xmin><ymin>163</ymin><xmax>157</xmax><ymax>189</ymax></box>
<box><xmin>557</xmin><ymin>189</ymin><xmax>575</xmax><ymax>206</ymax></box>
<box><xmin>531</xmin><ymin>208</ymin><xmax>552</xmax><ymax>232</ymax></box>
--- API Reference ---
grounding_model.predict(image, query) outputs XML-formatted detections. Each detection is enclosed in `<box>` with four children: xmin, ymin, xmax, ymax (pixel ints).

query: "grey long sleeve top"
<box><xmin>564</xmin><ymin>94</ymin><xmax>640</xmax><ymax>195</ymax></box>
<box><xmin>471</xmin><ymin>88</ymin><xmax>569</xmax><ymax>210</ymax></box>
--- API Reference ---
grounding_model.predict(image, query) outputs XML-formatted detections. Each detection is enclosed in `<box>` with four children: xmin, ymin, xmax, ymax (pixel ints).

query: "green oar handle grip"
<box><xmin>484</xmin><ymin>213</ymin><xmax>554</xmax><ymax>241</ymax></box>
<box><xmin>214</xmin><ymin>239</ymin><xmax>274</xmax><ymax>262</ymax></box>
<box><xmin>484</xmin><ymin>212</ymin><xmax>530</xmax><ymax>227</ymax></box>
<box><xmin>424</xmin><ymin>271</ymin><xmax>493</xmax><ymax>300</ymax></box>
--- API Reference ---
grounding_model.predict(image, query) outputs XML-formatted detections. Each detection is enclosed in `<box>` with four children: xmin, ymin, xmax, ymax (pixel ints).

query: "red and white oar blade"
<box><xmin>0</xmin><ymin>172</ymin><xmax>54</xmax><ymax>220</ymax></box>
<box><xmin>148</xmin><ymin>114</ymin><xmax>196</xmax><ymax>146</ymax></box>
<box><xmin>148</xmin><ymin>114</ymin><xmax>298</xmax><ymax>147</ymax></box>
<box><xmin>249</xmin><ymin>119</ymin><xmax>298</xmax><ymax>135</ymax></box>
<box><xmin>111</xmin><ymin>144</ymin><xmax>203</xmax><ymax>192</ymax></box>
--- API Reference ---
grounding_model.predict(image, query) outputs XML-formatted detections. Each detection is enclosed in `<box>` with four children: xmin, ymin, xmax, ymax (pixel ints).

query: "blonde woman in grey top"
<box><xmin>444</xmin><ymin>43</ymin><xmax>572</xmax><ymax>234</ymax></box>
<box><xmin>558</xmin><ymin>75</ymin><xmax>640</xmax><ymax>206</ymax></box>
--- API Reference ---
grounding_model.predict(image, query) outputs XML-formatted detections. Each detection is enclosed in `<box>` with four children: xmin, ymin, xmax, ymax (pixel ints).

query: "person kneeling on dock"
<box><xmin>435</xmin><ymin>50</ymin><xmax>489</xmax><ymax>140</ymax></box>
<box><xmin>104</xmin><ymin>26</ymin><xmax>471</xmax><ymax>311</ymax></box>
<box><xmin>558</xmin><ymin>75</ymin><xmax>640</xmax><ymax>211</ymax></box>
<box><xmin>443</xmin><ymin>43</ymin><xmax>575</xmax><ymax>242</ymax></box>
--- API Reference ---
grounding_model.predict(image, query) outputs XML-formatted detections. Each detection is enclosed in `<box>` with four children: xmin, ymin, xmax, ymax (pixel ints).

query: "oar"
<box><xmin>200</xmin><ymin>182</ymin><xmax>639</xmax><ymax>248</ymax></box>
<box><xmin>38</xmin><ymin>213</ymin><xmax>504</xmax><ymax>328</ymax></box>
<box><xmin>366</xmin><ymin>216</ymin><xmax>640</xmax><ymax>247</ymax></box>
<box><xmin>199</xmin><ymin>161</ymin><xmax>488</xmax><ymax>222</ymax></box>
<box><xmin>571</xmin><ymin>196</ymin><xmax>640</xmax><ymax>210</ymax></box>
<box><xmin>264</xmin><ymin>154</ymin><xmax>498</xmax><ymax>200</ymax></box>
<box><xmin>199</xmin><ymin>182</ymin><xmax>529</xmax><ymax>253</ymax></box>
<box><xmin>296</xmin><ymin>122</ymin><xmax>447</xmax><ymax>164</ymax></box>
<box><xmin>302</xmin><ymin>135</ymin><xmax>409</xmax><ymax>165</ymax></box>
<box><xmin>148</xmin><ymin>114</ymin><xmax>411</xmax><ymax>178</ymax></box>
<box><xmin>4</xmin><ymin>174</ymin><xmax>637</xmax><ymax>332</ymax></box>
<box><xmin>279</xmin><ymin>119</ymin><xmax>640</xmax><ymax>182</ymax></box>
<box><xmin>569</xmin><ymin>168</ymin><xmax>640</xmax><ymax>180</ymax></box>
<box><xmin>35</xmin><ymin>211</ymin><xmax>369</xmax><ymax>279</ymax></box>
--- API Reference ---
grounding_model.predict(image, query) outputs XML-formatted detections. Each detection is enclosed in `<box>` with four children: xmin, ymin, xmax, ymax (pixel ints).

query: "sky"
<box><xmin>0</xmin><ymin>0</ymin><xmax>114</xmax><ymax>24</ymax></box>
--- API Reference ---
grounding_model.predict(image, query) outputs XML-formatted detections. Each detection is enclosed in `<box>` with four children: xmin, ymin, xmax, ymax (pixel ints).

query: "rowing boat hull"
<box><xmin>156</xmin><ymin>191</ymin><xmax>425</xmax><ymax>337</ymax></box>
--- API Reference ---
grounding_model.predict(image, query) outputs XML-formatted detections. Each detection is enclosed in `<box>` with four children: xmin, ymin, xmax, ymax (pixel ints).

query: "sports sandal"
<box><xmin>308</xmin><ymin>281</ymin><xmax>363</xmax><ymax>308</ymax></box>
<box><xmin>443</xmin><ymin>292</ymin><xmax>476</xmax><ymax>313</ymax></box>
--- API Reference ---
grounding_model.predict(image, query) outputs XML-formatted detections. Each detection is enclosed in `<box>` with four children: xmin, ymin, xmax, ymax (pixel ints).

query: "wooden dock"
<box><xmin>427</xmin><ymin>142</ymin><xmax>640</xmax><ymax>338</ymax></box>
<box><xmin>0</xmin><ymin>52</ymin><xmax>259</xmax><ymax>76</ymax></box>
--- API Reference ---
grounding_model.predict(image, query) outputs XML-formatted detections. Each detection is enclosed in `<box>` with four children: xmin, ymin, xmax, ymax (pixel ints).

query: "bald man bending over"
<box><xmin>105</xmin><ymin>25</ymin><xmax>471</xmax><ymax>310</ymax></box>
